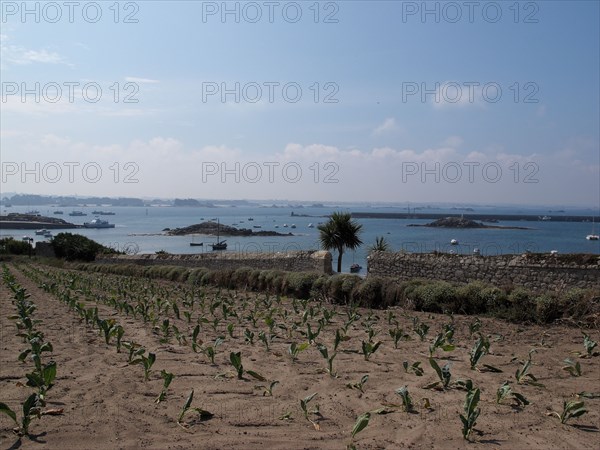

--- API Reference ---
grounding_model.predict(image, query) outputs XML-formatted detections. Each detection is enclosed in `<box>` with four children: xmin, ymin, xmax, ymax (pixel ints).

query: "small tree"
<box><xmin>318</xmin><ymin>212</ymin><xmax>363</xmax><ymax>273</ymax></box>
<box><xmin>369</xmin><ymin>236</ymin><xmax>390</xmax><ymax>253</ymax></box>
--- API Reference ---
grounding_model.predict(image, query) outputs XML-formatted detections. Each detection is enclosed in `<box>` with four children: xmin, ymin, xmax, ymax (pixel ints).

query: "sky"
<box><xmin>1</xmin><ymin>0</ymin><xmax>599</xmax><ymax>206</ymax></box>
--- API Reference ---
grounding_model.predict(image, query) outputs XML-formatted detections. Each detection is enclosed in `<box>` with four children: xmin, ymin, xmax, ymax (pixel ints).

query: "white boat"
<box><xmin>35</xmin><ymin>229</ymin><xmax>48</xmax><ymax>235</ymax></box>
<box><xmin>450</xmin><ymin>239</ymin><xmax>458</xmax><ymax>245</ymax></box>
<box><xmin>283</xmin><ymin>224</ymin><xmax>288</xmax><ymax>228</ymax></box>
<box><xmin>83</xmin><ymin>218</ymin><xmax>115</xmax><ymax>228</ymax></box>
<box><xmin>308</xmin><ymin>223</ymin><xmax>314</xmax><ymax>228</ymax></box>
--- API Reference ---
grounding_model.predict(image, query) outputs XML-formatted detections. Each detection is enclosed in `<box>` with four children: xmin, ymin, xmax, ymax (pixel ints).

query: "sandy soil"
<box><xmin>1</xmin><ymin>262</ymin><xmax>599</xmax><ymax>449</ymax></box>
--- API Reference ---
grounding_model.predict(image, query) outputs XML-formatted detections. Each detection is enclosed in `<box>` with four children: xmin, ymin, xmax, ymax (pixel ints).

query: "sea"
<box><xmin>2</xmin><ymin>204</ymin><xmax>599</xmax><ymax>274</ymax></box>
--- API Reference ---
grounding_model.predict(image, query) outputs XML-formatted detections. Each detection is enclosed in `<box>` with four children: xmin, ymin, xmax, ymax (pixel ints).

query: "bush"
<box><xmin>0</xmin><ymin>237</ymin><xmax>32</xmax><ymax>255</ymax></box>
<box><xmin>51</xmin><ymin>232</ymin><xmax>118</xmax><ymax>262</ymax></box>
<box><xmin>535</xmin><ymin>294</ymin><xmax>562</xmax><ymax>323</ymax></box>
<box><xmin>283</xmin><ymin>272</ymin><xmax>320</xmax><ymax>299</ymax></box>
<box><xmin>352</xmin><ymin>276</ymin><xmax>384</xmax><ymax>308</ymax></box>
<box><xmin>410</xmin><ymin>281</ymin><xmax>458</xmax><ymax>313</ymax></box>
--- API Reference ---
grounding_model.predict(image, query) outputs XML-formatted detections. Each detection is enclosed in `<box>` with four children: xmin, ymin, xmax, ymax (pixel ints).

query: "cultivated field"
<box><xmin>1</xmin><ymin>262</ymin><xmax>598</xmax><ymax>449</ymax></box>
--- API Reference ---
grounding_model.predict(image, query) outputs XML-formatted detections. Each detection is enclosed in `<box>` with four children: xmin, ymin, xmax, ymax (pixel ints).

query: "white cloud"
<box><xmin>125</xmin><ymin>77</ymin><xmax>160</xmax><ymax>84</ymax></box>
<box><xmin>373</xmin><ymin>117</ymin><xmax>398</xmax><ymax>135</ymax></box>
<box><xmin>442</xmin><ymin>136</ymin><xmax>464</xmax><ymax>148</ymax></box>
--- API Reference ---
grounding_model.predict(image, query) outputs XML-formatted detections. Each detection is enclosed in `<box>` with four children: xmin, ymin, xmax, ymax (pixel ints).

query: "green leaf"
<box><xmin>351</xmin><ymin>412</ymin><xmax>371</xmax><ymax>439</ymax></box>
<box><xmin>0</xmin><ymin>402</ymin><xmax>17</xmax><ymax>424</ymax></box>
<box><xmin>246</xmin><ymin>370</ymin><xmax>266</xmax><ymax>381</ymax></box>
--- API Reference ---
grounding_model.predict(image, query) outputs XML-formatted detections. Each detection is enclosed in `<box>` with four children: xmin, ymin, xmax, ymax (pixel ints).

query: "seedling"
<box><xmin>244</xmin><ymin>328</ymin><xmax>255</xmax><ymax>345</ymax></box>
<box><xmin>496</xmin><ymin>381</ymin><xmax>529</xmax><ymax>407</ymax></box>
<box><xmin>429</xmin><ymin>332</ymin><xmax>455</xmax><ymax>357</ymax></box>
<box><xmin>469</xmin><ymin>318</ymin><xmax>482</xmax><ymax>337</ymax></box>
<box><xmin>346</xmin><ymin>375</ymin><xmax>369</xmax><ymax>393</ymax></box>
<box><xmin>131</xmin><ymin>351</ymin><xmax>156</xmax><ymax>381</ymax></box>
<box><xmin>395</xmin><ymin>386</ymin><xmax>413</xmax><ymax>412</ymax></box>
<box><xmin>403</xmin><ymin>360</ymin><xmax>424</xmax><ymax>377</ymax></box>
<box><xmin>155</xmin><ymin>370</ymin><xmax>175</xmax><ymax>403</ymax></box>
<box><xmin>229</xmin><ymin>351</ymin><xmax>265</xmax><ymax>381</ymax></box>
<box><xmin>515</xmin><ymin>350</ymin><xmax>544</xmax><ymax>387</ymax></box>
<box><xmin>306</xmin><ymin>323</ymin><xmax>321</xmax><ymax>344</ymax></box>
<box><xmin>25</xmin><ymin>361</ymin><xmax>57</xmax><ymax>402</ymax></box>
<box><xmin>469</xmin><ymin>334</ymin><xmax>501</xmax><ymax>372</ymax></box>
<box><xmin>460</xmin><ymin>387</ymin><xmax>481</xmax><ymax>441</ymax></box>
<box><xmin>389</xmin><ymin>327</ymin><xmax>409</xmax><ymax>349</ymax></box>
<box><xmin>361</xmin><ymin>340</ymin><xmax>381</xmax><ymax>361</ymax></box>
<box><xmin>547</xmin><ymin>400</ymin><xmax>587</xmax><ymax>424</ymax></box>
<box><xmin>123</xmin><ymin>341</ymin><xmax>145</xmax><ymax>363</ymax></box>
<box><xmin>582</xmin><ymin>332</ymin><xmax>598</xmax><ymax>357</ymax></box>
<box><xmin>424</xmin><ymin>358</ymin><xmax>451</xmax><ymax>389</ymax></box>
<box><xmin>317</xmin><ymin>343</ymin><xmax>337</xmax><ymax>377</ymax></box>
<box><xmin>258</xmin><ymin>331</ymin><xmax>272</xmax><ymax>352</ymax></box>
<box><xmin>288</xmin><ymin>342</ymin><xmax>309</xmax><ymax>361</ymax></box>
<box><xmin>299</xmin><ymin>392</ymin><xmax>320</xmax><ymax>429</ymax></box>
<box><xmin>413</xmin><ymin>321</ymin><xmax>430</xmax><ymax>341</ymax></box>
<box><xmin>203</xmin><ymin>337</ymin><xmax>223</xmax><ymax>364</ymax></box>
<box><xmin>191</xmin><ymin>325</ymin><xmax>203</xmax><ymax>353</ymax></box>
<box><xmin>177</xmin><ymin>389</ymin><xmax>213</xmax><ymax>428</ymax></box>
<box><xmin>260</xmin><ymin>380</ymin><xmax>279</xmax><ymax>397</ymax></box>
<box><xmin>0</xmin><ymin>394</ymin><xmax>42</xmax><ymax>436</ymax></box>
<box><xmin>562</xmin><ymin>358</ymin><xmax>582</xmax><ymax>377</ymax></box>
<box><xmin>227</xmin><ymin>323</ymin><xmax>235</xmax><ymax>338</ymax></box>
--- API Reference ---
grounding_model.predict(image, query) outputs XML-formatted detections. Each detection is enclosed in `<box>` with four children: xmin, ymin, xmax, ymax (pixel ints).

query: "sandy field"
<box><xmin>1</xmin><ymin>262</ymin><xmax>598</xmax><ymax>449</ymax></box>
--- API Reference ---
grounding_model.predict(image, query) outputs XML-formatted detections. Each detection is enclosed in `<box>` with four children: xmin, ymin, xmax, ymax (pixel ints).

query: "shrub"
<box><xmin>51</xmin><ymin>233</ymin><xmax>117</xmax><ymax>262</ymax></box>
<box><xmin>411</xmin><ymin>281</ymin><xmax>458</xmax><ymax>313</ymax></box>
<box><xmin>0</xmin><ymin>237</ymin><xmax>32</xmax><ymax>255</ymax></box>
<box><xmin>283</xmin><ymin>272</ymin><xmax>320</xmax><ymax>299</ymax></box>
<box><xmin>535</xmin><ymin>294</ymin><xmax>562</xmax><ymax>324</ymax></box>
<box><xmin>352</xmin><ymin>276</ymin><xmax>384</xmax><ymax>308</ymax></box>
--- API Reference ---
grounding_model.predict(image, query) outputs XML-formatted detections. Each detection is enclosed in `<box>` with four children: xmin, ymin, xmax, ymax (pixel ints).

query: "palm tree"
<box><xmin>318</xmin><ymin>212</ymin><xmax>363</xmax><ymax>273</ymax></box>
<box><xmin>369</xmin><ymin>236</ymin><xmax>390</xmax><ymax>253</ymax></box>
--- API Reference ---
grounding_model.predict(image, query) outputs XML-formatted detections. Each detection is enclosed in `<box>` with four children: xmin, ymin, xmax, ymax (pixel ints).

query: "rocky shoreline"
<box><xmin>0</xmin><ymin>214</ymin><xmax>81</xmax><ymax>230</ymax></box>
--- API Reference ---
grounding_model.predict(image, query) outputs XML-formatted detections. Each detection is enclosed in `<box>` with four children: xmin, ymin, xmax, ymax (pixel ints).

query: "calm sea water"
<box><xmin>2</xmin><ymin>204</ymin><xmax>599</xmax><ymax>273</ymax></box>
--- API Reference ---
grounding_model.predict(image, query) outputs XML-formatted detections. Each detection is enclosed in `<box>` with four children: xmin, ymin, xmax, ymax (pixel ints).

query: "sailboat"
<box><xmin>211</xmin><ymin>219</ymin><xmax>227</xmax><ymax>250</ymax></box>
<box><xmin>586</xmin><ymin>217</ymin><xmax>599</xmax><ymax>240</ymax></box>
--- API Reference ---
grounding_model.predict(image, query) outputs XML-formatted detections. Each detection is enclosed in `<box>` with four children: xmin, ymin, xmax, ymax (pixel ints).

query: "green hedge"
<box><xmin>68</xmin><ymin>262</ymin><xmax>598</xmax><ymax>325</ymax></box>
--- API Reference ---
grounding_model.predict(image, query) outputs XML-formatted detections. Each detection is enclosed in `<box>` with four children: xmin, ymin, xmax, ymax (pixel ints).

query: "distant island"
<box><xmin>165</xmin><ymin>221</ymin><xmax>294</xmax><ymax>237</ymax></box>
<box><xmin>0</xmin><ymin>213</ymin><xmax>80</xmax><ymax>230</ymax></box>
<box><xmin>407</xmin><ymin>217</ymin><xmax>531</xmax><ymax>230</ymax></box>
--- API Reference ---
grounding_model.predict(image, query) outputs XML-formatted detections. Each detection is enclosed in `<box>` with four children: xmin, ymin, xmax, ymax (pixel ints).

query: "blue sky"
<box><xmin>1</xmin><ymin>1</ymin><xmax>599</xmax><ymax>206</ymax></box>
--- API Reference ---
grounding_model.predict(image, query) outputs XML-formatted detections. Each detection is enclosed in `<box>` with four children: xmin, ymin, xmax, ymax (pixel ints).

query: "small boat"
<box><xmin>290</xmin><ymin>224</ymin><xmax>296</xmax><ymax>229</ymax></box>
<box><xmin>26</xmin><ymin>210</ymin><xmax>40</xmax><ymax>215</ymax></box>
<box><xmin>550</xmin><ymin>250</ymin><xmax>559</xmax><ymax>255</ymax></box>
<box><xmin>248</xmin><ymin>218</ymin><xmax>254</xmax><ymax>221</ymax></box>
<box><xmin>21</xmin><ymin>236</ymin><xmax>32</xmax><ymax>242</ymax></box>
<box><xmin>53</xmin><ymin>210</ymin><xmax>64</xmax><ymax>215</ymax></box>
<box><xmin>350</xmin><ymin>263</ymin><xmax>362</xmax><ymax>273</ymax></box>
<box><xmin>35</xmin><ymin>229</ymin><xmax>48</xmax><ymax>235</ymax></box>
<box><xmin>274</xmin><ymin>225</ymin><xmax>279</xmax><ymax>228</ymax></box>
<box><xmin>450</xmin><ymin>239</ymin><xmax>458</xmax><ymax>245</ymax></box>
<box><xmin>83</xmin><ymin>218</ymin><xmax>115</xmax><ymax>228</ymax></box>
<box><xmin>253</xmin><ymin>225</ymin><xmax>262</xmax><ymax>229</ymax></box>
<box><xmin>473</xmin><ymin>248</ymin><xmax>481</xmax><ymax>255</ymax></box>
<box><xmin>308</xmin><ymin>223</ymin><xmax>314</xmax><ymax>228</ymax></box>
<box><xmin>43</xmin><ymin>231</ymin><xmax>53</xmax><ymax>238</ymax></box>
<box><xmin>69</xmin><ymin>211</ymin><xmax>87</xmax><ymax>216</ymax></box>
<box><xmin>211</xmin><ymin>219</ymin><xmax>227</xmax><ymax>251</ymax></box>
<box><xmin>540</xmin><ymin>216</ymin><xmax>551</xmax><ymax>221</ymax></box>
<box><xmin>92</xmin><ymin>210</ymin><xmax>116</xmax><ymax>215</ymax></box>
<box><xmin>189</xmin><ymin>242</ymin><xmax>204</xmax><ymax>247</ymax></box>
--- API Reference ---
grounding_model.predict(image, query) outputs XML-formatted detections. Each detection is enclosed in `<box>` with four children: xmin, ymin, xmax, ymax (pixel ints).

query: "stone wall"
<box><xmin>96</xmin><ymin>250</ymin><xmax>333</xmax><ymax>274</ymax></box>
<box><xmin>367</xmin><ymin>252</ymin><xmax>600</xmax><ymax>292</ymax></box>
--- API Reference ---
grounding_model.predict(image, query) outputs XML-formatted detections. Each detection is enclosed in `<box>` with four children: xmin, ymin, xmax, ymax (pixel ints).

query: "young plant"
<box><xmin>460</xmin><ymin>387</ymin><xmax>481</xmax><ymax>441</ymax></box>
<box><xmin>547</xmin><ymin>400</ymin><xmax>587</xmax><ymax>424</ymax></box>
<box><xmin>429</xmin><ymin>332</ymin><xmax>456</xmax><ymax>357</ymax></box>
<box><xmin>424</xmin><ymin>358</ymin><xmax>451</xmax><ymax>389</ymax></box>
<box><xmin>123</xmin><ymin>341</ymin><xmax>145</xmax><ymax>363</ymax></box>
<box><xmin>288</xmin><ymin>342</ymin><xmax>309</xmax><ymax>361</ymax></box>
<box><xmin>469</xmin><ymin>334</ymin><xmax>500</xmax><ymax>372</ymax></box>
<box><xmin>496</xmin><ymin>381</ymin><xmax>529</xmax><ymax>407</ymax></box>
<box><xmin>413</xmin><ymin>321</ymin><xmax>430</xmax><ymax>341</ymax></box>
<box><xmin>227</xmin><ymin>323</ymin><xmax>235</xmax><ymax>338</ymax></box>
<box><xmin>395</xmin><ymin>386</ymin><xmax>413</xmax><ymax>412</ymax></box>
<box><xmin>229</xmin><ymin>351</ymin><xmax>265</xmax><ymax>381</ymax></box>
<box><xmin>515</xmin><ymin>350</ymin><xmax>544</xmax><ymax>387</ymax></box>
<box><xmin>260</xmin><ymin>380</ymin><xmax>279</xmax><ymax>397</ymax></box>
<box><xmin>191</xmin><ymin>325</ymin><xmax>202</xmax><ymax>353</ymax></box>
<box><xmin>562</xmin><ymin>358</ymin><xmax>582</xmax><ymax>377</ymax></box>
<box><xmin>299</xmin><ymin>392</ymin><xmax>320</xmax><ymax>430</ymax></box>
<box><xmin>346</xmin><ymin>375</ymin><xmax>369</xmax><ymax>394</ymax></box>
<box><xmin>361</xmin><ymin>340</ymin><xmax>381</xmax><ymax>361</ymax></box>
<box><xmin>131</xmin><ymin>351</ymin><xmax>156</xmax><ymax>381</ymax></box>
<box><xmin>203</xmin><ymin>337</ymin><xmax>223</xmax><ymax>364</ymax></box>
<box><xmin>0</xmin><ymin>394</ymin><xmax>42</xmax><ymax>437</ymax></box>
<box><xmin>403</xmin><ymin>360</ymin><xmax>424</xmax><ymax>377</ymax></box>
<box><xmin>389</xmin><ymin>327</ymin><xmax>409</xmax><ymax>349</ymax></box>
<box><xmin>177</xmin><ymin>389</ymin><xmax>213</xmax><ymax>428</ymax></box>
<box><xmin>244</xmin><ymin>328</ymin><xmax>255</xmax><ymax>345</ymax></box>
<box><xmin>582</xmin><ymin>332</ymin><xmax>598</xmax><ymax>357</ymax></box>
<box><xmin>350</xmin><ymin>411</ymin><xmax>371</xmax><ymax>446</ymax></box>
<box><xmin>155</xmin><ymin>370</ymin><xmax>175</xmax><ymax>403</ymax></box>
<box><xmin>317</xmin><ymin>344</ymin><xmax>337</xmax><ymax>377</ymax></box>
<box><xmin>468</xmin><ymin>317</ymin><xmax>482</xmax><ymax>337</ymax></box>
